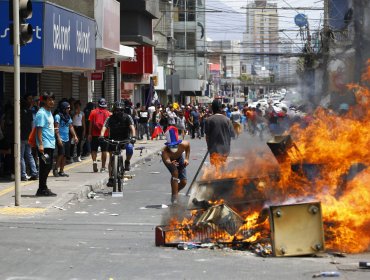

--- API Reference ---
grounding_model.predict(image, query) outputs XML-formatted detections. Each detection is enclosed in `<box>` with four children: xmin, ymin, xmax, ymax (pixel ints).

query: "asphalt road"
<box><xmin>0</xmin><ymin>136</ymin><xmax>369</xmax><ymax>280</ymax></box>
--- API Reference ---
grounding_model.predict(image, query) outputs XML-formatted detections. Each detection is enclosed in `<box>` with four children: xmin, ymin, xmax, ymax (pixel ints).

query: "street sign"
<box><xmin>294</xmin><ymin>13</ymin><xmax>308</xmax><ymax>28</ymax></box>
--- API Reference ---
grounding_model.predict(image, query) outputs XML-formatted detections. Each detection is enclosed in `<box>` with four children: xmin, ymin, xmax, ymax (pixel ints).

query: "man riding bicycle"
<box><xmin>100</xmin><ymin>101</ymin><xmax>136</xmax><ymax>187</ymax></box>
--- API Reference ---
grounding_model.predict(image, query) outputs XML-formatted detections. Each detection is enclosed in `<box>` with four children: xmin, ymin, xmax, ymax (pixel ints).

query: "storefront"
<box><xmin>0</xmin><ymin>0</ymin><xmax>96</xmax><ymax>106</ymax></box>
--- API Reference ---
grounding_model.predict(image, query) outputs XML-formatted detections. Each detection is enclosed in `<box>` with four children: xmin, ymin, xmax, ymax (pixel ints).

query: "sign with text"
<box><xmin>0</xmin><ymin>0</ymin><xmax>43</xmax><ymax>67</ymax></box>
<box><xmin>43</xmin><ymin>2</ymin><xmax>96</xmax><ymax>69</ymax></box>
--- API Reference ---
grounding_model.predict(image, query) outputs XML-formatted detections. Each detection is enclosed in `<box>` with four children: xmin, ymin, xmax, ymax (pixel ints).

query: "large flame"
<box><xmin>165</xmin><ymin>60</ymin><xmax>370</xmax><ymax>253</ymax></box>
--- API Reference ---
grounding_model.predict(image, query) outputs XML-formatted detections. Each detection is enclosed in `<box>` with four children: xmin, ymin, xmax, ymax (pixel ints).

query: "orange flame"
<box><xmin>165</xmin><ymin>61</ymin><xmax>370</xmax><ymax>253</ymax></box>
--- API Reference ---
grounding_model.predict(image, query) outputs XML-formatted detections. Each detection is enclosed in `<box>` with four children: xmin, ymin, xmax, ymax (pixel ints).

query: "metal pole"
<box><xmin>186</xmin><ymin>150</ymin><xmax>209</xmax><ymax>197</ymax></box>
<box><xmin>13</xmin><ymin>0</ymin><xmax>21</xmax><ymax>206</ymax></box>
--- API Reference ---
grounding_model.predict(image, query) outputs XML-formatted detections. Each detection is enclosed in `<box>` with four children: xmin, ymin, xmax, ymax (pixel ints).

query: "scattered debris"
<box><xmin>149</xmin><ymin>171</ymin><xmax>160</xmax><ymax>174</ymax></box>
<box><xmin>328</xmin><ymin>252</ymin><xmax>347</xmax><ymax>258</ymax></box>
<box><xmin>54</xmin><ymin>206</ymin><xmax>66</xmax><ymax>211</ymax></box>
<box><xmin>312</xmin><ymin>271</ymin><xmax>340</xmax><ymax>278</ymax></box>
<box><xmin>74</xmin><ymin>211</ymin><xmax>89</xmax><ymax>214</ymax></box>
<box><xmin>177</xmin><ymin>242</ymin><xmax>200</xmax><ymax>250</ymax></box>
<box><xmin>109</xmin><ymin>213</ymin><xmax>119</xmax><ymax>216</ymax></box>
<box><xmin>359</xmin><ymin>261</ymin><xmax>370</xmax><ymax>269</ymax></box>
<box><xmin>87</xmin><ymin>191</ymin><xmax>96</xmax><ymax>199</ymax></box>
<box><xmin>141</xmin><ymin>204</ymin><xmax>168</xmax><ymax>209</ymax></box>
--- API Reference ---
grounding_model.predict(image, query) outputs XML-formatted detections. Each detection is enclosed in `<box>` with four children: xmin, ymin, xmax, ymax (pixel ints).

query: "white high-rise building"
<box><xmin>241</xmin><ymin>0</ymin><xmax>279</xmax><ymax>79</ymax></box>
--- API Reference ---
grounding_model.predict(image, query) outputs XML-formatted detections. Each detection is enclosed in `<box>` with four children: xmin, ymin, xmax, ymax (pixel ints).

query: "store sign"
<box><xmin>91</xmin><ymin>72</ymin><xmax>103</xmax><ymax>80</ymax></box>
<box><xmin>0</xmin><ymin>1</ymin><xmax>43</xmax><ymax>67</ymax></box>
<box><xmin>121</xmin><ymin>46</ymin><xmax>153</xmax><ymax>74</ymax></box>
<box><xmin>43</xmin><ymin>2</ymin><xmax>96</xmax><ymax>69</ymax></box>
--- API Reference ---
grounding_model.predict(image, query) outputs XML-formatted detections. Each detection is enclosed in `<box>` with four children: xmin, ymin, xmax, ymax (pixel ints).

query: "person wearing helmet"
<box><xmin>100</xmin><ymin>101</ymin><xmax>136</xmax><ymax>187</ymax></box>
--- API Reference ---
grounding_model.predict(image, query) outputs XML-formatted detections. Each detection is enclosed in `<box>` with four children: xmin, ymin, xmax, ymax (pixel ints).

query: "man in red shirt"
<box><xmin>88</xmin><ymin>98</ymin><xmax>111</xmax><ymax>172</ymax></box>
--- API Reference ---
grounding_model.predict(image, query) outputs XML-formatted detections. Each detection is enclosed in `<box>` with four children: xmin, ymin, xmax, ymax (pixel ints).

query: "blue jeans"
<box><xmin>21</xmin><ymin>140</ymin><xmax>38</xmax><ymax>178</ymax></box>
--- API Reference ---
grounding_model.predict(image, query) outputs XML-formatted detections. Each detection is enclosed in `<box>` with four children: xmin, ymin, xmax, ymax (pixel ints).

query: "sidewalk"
<box><xmin>0</xmin><ymin>139</ymin><xmax>165</xmax><ymax>215</ymax></box>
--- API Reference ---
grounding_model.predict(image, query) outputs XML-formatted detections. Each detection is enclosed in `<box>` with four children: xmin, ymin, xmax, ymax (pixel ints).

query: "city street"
<box><xmin>0</xmin><ymin>136</ymin><xmax>369</xmax><ymax>280</ymax></box>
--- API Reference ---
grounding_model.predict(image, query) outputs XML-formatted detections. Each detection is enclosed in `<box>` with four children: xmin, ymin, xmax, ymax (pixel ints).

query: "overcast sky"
<box><xmin>206</xmin><ymin>0</ymin><xmax>324</xmax><ymax>46</ymax></box>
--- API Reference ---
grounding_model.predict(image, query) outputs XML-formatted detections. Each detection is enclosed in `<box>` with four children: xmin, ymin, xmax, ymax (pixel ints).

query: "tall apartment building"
<box><xmin>241</xmin><ymin>0</ymin><xmax>279</xmax><ymax>79</ymax></box>
<box><xmin>171</xmin><ymin>0</ymin><xmax>207</xmax><ymax>103</ymax></box>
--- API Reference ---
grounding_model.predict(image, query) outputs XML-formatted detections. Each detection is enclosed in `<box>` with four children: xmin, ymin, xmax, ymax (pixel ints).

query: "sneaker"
<box><xmin>106</xmin><ymin>178</ymin><xmax>114</xmax><ymax>187</ymax></box>
<box><xmin>93</xmin><ymin>162</ymin><xmax>98</xmax><ymax>172</ymax></box>
<box><xmin>35</xmin><ymin>188</ymin><xmax>57</xmax><ymax>197</ymax></box>
<box><xmin>53</xmin><ymin>169</ymin><xmax>59</xmax><ymax>177</ymax></box>
<box><xmin>21</xmin><ymin>177</ymin><xmax>28</xmax><ymax>182</ymax></box>
<box><xmin>29</xmin><ymin>175</ymin><xmax>39</xmax><ymax>181</ymax></box>
<box><xmin>124</xmin><ymin>160</ymin><xmax>130</xmax><ymax>171</ymax></box>
<box><xmin>76</xmin><ymin>156</ymin><xmax>82</xmax><ymax>162</ymax></box>
<box><xmin>58</xmin><ymin>172</ymin><xmax>69</xmax><ymax>177</ymax></box>
<box><xmin>100</xmin><ymin>167</ymin><xmax>107</xmax><ymax>173</ymax></box>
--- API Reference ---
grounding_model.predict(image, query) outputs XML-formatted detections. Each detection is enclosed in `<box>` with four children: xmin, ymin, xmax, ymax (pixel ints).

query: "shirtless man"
<box><xmin>161</xmin><ymin>126</ymin><xmax>190</xmax><ymax>205</ymax></box>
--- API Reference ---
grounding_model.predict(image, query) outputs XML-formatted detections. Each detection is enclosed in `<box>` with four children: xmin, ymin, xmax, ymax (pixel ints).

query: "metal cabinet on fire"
<box><xmin>269</xmin><ymin>202</ymin><xmax>325</xmax><ymax>257</ymax></box>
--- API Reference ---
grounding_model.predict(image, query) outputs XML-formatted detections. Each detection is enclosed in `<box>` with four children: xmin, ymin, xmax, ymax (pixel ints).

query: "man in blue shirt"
<box><xmin>53</xmin><ymin>101</ymin><xmax>78</xmax><ymax>177</ymax></box>
<box><xmin>34</xmin><ymin>92</ymin><xmax>57</xmax><ymax>196</ymax></box>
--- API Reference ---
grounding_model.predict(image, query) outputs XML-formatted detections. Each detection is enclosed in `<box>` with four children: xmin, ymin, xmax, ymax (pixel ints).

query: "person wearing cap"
<box><xmin>88</xmin><ymin>98</ymin><xmax>112</xmax><ymax>172</ymax></box>
<box><xmin>34</xmin><ymin>91</ymin><xmax>57</xmax><ymax>196</ymax></box>
<box><xmin>161</xmin><ymin>126</ymin><xmax>190</xmax><ymax>205</ymax></box>
<box><xmin>205</xmin><ymin>99</ymin><xmax>234</xmax><ymax>169</ymax></box>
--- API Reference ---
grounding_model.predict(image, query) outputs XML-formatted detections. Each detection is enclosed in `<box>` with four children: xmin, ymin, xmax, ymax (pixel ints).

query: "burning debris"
<box><xmin>156</xmin><ymin>61</ymin><xmax>370</xmax><ymax>256</ymax></box>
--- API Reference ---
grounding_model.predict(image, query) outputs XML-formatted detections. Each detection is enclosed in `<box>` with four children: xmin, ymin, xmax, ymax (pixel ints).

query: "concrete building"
<box><xmin>171</xmin><ymin>0</ymin><xmax>207</xmax><ymax>104</ymax></box>
<box><xmin>241</xmin><ymin>0</ymin><xmax>279</xmax><ymax>79</ymax></box>
<box><xmin>206</xmin><ymin>40</ymin><xmax>242</xmax><ymax>103</ymax></box>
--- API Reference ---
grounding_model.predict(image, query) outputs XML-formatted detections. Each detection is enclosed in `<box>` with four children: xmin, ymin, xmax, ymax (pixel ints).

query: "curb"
<box><xmin>56</xmin><ymin>146</ymin><xmax>163</xmax><ymax>208</ymax></box>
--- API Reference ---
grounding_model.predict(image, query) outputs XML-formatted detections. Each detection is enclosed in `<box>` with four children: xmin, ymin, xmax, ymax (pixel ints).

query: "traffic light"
<box><xmin>9</xmin><ymin>0</ymin><xmax>33</xmax><ymax>46</ymax></box>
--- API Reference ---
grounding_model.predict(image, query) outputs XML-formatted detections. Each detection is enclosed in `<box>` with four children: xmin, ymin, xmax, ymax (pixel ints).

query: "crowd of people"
<box><xmin>0</xmin><ymin>92</ymin><xmax>299</xmax><ymax>199</ymax></box>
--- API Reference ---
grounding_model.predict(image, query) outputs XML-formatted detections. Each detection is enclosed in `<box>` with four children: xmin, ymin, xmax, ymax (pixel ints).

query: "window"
<box><xmin>174</xmin><ymin>32</ymin><xmax>195</xmax><ymax>50</ymax></box>
<box><xmin>174</xmin><ymin>0</ymin><xmax>195</xmax><ymax>22</ymax></box>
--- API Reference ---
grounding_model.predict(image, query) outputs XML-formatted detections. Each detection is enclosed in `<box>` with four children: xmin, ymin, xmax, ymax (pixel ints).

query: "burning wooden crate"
<box><xmin>194</xmin><ymin>204</ymin><xmax>245</xmax><ymax>236</ymax></box>
<box><xmin>155</xmin><ymin>223</ymin><xmax>236</xmax><ymax>247</ymax></box>
<box><xmin>155</xmin><ymin>204</ymin><xmax>246</xmax><ymax>246</ymax></box>
<box><xmin>269</xmin><ymin>202</ymin><xmax>325</xmax><ymax>257</ymax></box>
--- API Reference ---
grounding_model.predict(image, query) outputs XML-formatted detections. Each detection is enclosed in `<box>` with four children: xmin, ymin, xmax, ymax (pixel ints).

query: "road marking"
<box><xmin>0</xmin><ymin>207</ymin><xmax>46</xmax><ymax>215</ymax></box>
<box><xmin>0</xmin><ymin>158</ymin><xmax>92</xmax><ymax>198</ymax></box>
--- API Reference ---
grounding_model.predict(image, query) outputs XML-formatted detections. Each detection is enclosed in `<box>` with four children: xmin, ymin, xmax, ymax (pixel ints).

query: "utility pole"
<box><xmin>13</xmin><ymin>0</ymin><xmax>21</xmax><ymax>206</ymax></box>
<box><xmin>11</xmin><ymin>0</ymin><xmax>33</xmax><ymax>206</ymax></box>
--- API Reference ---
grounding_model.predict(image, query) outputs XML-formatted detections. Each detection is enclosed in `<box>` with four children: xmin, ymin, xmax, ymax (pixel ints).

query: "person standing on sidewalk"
<box><xmin>100</xmin><ymin>101</ymin><xmax>136</xmax><ymax>187</ymax></box>
<box><xmin>34</xmin><ymin>91</ymin><xmax>57</xmax><ymax>197</ymax></box>
<box><xmin>20</xmin><ymin>96</ymin><xmax>38</xmax><ymax>181</ymax></box>
<box><xmin>88</xmin><ymin>98</ymin><xmax>111</xmax><ymax>173</ymax></box>
<box><xmin>70</xmin><ymin>100</ymin><xmax>85</xmax><ymax>162</ymax></box>
<box><xmin>53</xmin><ymin>102</ymin><xmax>78</xmax><ymax>177</ymax></box>
<box><xmin>205</xmin><ymin>99</ymin><xmax>234</xmax><ymax>170</ymax></box>
<box><xmin>138</xmin><ymin>106</ymin><xmax>150</xmax><ymax>140</ymax></box>
<box><xmin>161</xmin><ymin>126</ymin><xmax>190</xmax><ymax>205</ymax></box>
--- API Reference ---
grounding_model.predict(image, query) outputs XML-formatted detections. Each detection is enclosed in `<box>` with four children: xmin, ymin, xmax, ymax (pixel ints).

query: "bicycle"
<box><xmin>101</xmin><ymin>138</ymin><xmax>132</xmax><ymax>195</ymax></box>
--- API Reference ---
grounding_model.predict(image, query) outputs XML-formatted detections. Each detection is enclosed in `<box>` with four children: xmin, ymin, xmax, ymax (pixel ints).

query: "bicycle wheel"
<box><xmin>113</xmin><ymin>155</ymin><xmax>118</xmax><ymax>192</ymax></box>
<box><xmin>118</xmin><ymin>156</ymin><xmax>124</xmax><ymax>192</ymax></box>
